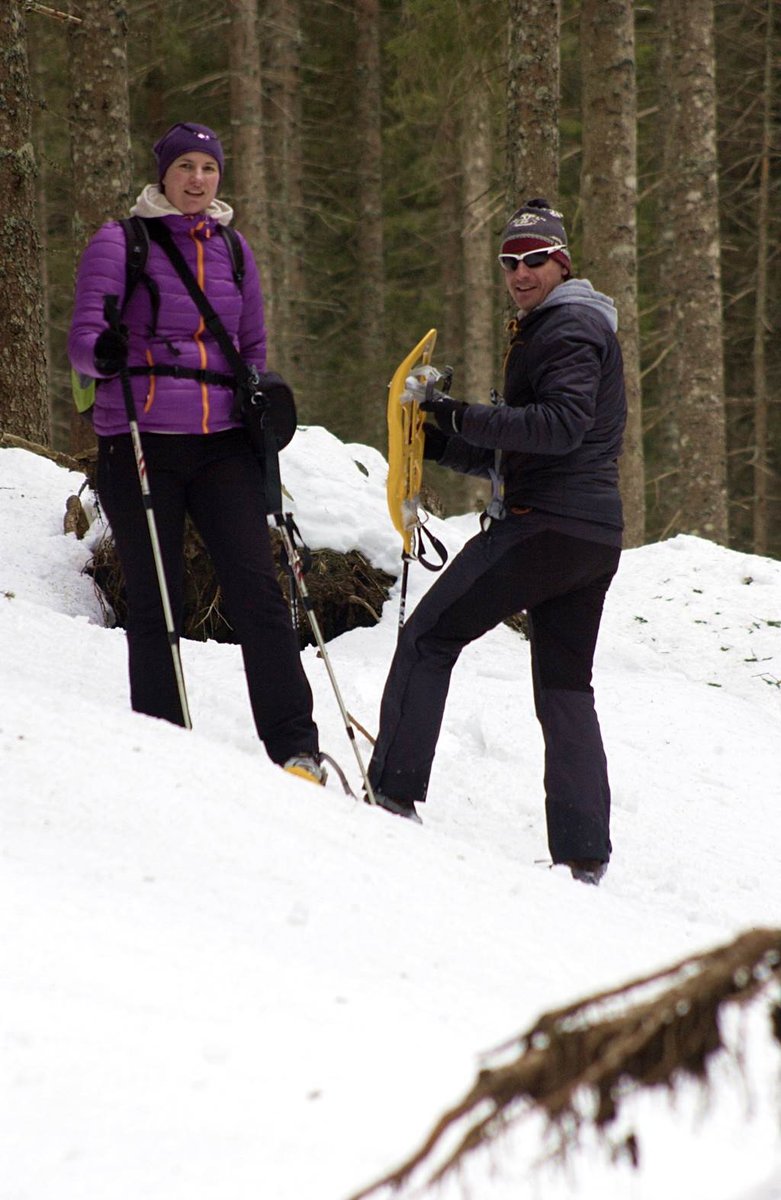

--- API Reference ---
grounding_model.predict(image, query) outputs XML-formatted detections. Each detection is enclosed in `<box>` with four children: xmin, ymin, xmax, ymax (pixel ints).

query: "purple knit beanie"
<box><xmin>153</xmin><ymin>122</ymin><xmax>225</xmax><ymax>186</ymax></box>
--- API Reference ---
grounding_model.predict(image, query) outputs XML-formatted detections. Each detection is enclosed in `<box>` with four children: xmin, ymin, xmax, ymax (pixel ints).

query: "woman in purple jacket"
<box><xmin>69</xmin><ymin>122</ymin><xmax>323</xmax><ymax>784</ymax></box>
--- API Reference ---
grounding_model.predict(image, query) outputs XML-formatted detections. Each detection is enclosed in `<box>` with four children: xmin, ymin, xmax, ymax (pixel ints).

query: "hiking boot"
<box><xmin>283</xmin><ymin>753</ymin><xmax>327</xmax><ymax>787</ymax></box>
<box><xmin>565</xmin><ymin>858</ymin><xmax>608</xmax><ymax>886</ymax></box>
<box><xmin>366</xmin><ymin>789</ymin><xmax>423</xmax><ymax>825</ymax></box>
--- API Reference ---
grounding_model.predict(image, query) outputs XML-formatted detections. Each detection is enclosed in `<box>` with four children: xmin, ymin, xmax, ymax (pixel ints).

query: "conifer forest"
<box><xmin>1</xmin><ymin>0</ymin><xmax>779</xmax><ymax>556</ymax></box>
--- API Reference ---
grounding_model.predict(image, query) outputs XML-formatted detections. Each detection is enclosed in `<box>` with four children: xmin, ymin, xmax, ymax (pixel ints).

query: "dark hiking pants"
<box><xmin>97</xmin><ymin>429</ymin><xmax>318</xmax><ymax>764</ymax></box>
<box><xmin>368</xmin><ymin>516</ymin><xmax>620</xmax><ymax>862</ymax></box>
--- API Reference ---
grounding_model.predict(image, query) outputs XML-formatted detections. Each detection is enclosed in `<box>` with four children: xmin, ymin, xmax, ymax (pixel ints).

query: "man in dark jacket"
<box><xmin>367</xmin><ymin>199</ymin><xmax>627</xmax><ymax>885</ymax></box>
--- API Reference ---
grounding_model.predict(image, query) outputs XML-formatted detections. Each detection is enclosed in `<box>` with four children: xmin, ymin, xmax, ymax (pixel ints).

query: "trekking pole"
<box><xmin>104</xmin><ymin>295</ymin><xmax>192</xmax><ymax>730</ymax></box>
<box><xmin>273</xmin><ymin>512</ymin><xmax>377</xmax><ymax>805</ymax></box>
<box><xmin>241</xmin><ymin>384</ymin><xmax>377</xmax><ymax>805</ymax></box>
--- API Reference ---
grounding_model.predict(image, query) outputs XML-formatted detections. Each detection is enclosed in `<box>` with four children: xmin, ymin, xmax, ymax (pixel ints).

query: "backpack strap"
<box><xmin>217</xmin><ymin>224</ymin><xmax>245</xmax><ymax>288</ymax></box>
<box><xmin>119</xmin><ymin>216</ymin><xmax>160</xmax><ymax>335</ymax></box>
<box><xmin>126</xmin><ymin>364</ymin><xmax>236</xmax><ymax>387</ymax></box>
<box><xmin>144</xmin><ymin>218</ymin><xmax>248</xmax><ymax>380</ymax></box>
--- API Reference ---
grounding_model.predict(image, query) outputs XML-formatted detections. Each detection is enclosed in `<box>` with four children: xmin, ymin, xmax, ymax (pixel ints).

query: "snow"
<box><xmin>1</xmin><ymin>426</ymin><xmax>781</xmax><ymax>1200</ymax></box>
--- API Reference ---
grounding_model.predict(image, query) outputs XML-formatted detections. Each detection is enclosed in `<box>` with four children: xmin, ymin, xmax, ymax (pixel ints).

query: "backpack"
<box><xmin>70</xmin><ymin>216</ymin><xmax>244</xmax><ymax>414</ymax></box>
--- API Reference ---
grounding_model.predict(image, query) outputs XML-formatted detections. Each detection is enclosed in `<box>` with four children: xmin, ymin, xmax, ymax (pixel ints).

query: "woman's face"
<box><xmin>161</xmin><ymin>152</ymin><xmax>220</xmax><ymax>214</ymax></box>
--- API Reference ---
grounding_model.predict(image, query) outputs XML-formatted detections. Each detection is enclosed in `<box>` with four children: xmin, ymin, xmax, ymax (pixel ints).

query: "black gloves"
<box><xmin>422</xmin><ymin>422</ymin><xmax>450</xmax><ymax>462</ymax></box>
<box><xmin>93</xmin><ymin>326</ymin><xmax>129</xmax><ymax>376</ymax></box>
<box><xmin>404</xmin><ymin>366</ymin><xmax>468</xmax><ymax>436</ymax></box>
<box><xmin>419</xmin><ymin>389</ymin><xmax>470</xmax><ymax>434</ymax></box>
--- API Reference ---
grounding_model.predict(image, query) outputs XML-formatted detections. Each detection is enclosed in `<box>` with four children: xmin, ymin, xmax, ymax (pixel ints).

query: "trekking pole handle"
<box><xmin>104</xmin><ymin>293</ymin><xmax>121</xmax><ymax>330</ymax></box>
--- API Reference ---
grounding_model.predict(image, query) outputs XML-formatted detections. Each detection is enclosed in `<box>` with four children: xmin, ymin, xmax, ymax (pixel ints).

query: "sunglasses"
<box><xmin>497</xmin><ymin>246</ymin><xmax>565</xmax><ymax>271</ymax></box>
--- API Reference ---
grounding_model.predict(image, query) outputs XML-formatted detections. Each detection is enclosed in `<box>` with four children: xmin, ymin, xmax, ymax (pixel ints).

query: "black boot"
<box><xmin>565</xmin><ymin>859</ymin><xmax>608</xmax><ymax>886</ymax></box>
<box><xmin>365</xmin><ymin>790</ymin><xmax>423</xmax><ymax>825</ymax></box>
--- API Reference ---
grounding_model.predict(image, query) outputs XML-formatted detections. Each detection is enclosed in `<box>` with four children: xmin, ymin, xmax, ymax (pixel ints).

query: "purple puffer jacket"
<box><xmin>68</xmin><ymin>210</ymin><xmax>266</xmax><ymax>436</ymax></box>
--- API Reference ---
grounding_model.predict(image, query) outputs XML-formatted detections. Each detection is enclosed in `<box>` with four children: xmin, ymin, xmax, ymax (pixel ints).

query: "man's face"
<box><xmin>501</xmin><ymin>253</ymin><xmax>567</xmax><ymax>314</ymax></box>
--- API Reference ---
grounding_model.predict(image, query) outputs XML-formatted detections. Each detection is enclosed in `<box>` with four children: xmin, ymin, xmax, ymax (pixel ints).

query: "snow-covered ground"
<box><xmin>2</xmin><ymin>428</ymin><xmax>780</xmax><ymax>1200</ymax></box>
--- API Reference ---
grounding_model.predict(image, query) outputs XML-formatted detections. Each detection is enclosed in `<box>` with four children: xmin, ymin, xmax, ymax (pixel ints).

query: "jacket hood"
<box><xmin>130</xmin><ymin>183</ymin><xmax>234</xmax><ymax>226</ymax></box>
<box><xmin>532</xmin><ymin>277</ymin><xmax>619</xmax><ymax>332</ymax></box>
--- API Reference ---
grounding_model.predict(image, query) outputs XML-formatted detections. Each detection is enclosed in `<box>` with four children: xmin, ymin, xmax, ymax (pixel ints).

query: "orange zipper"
<box><xmin>190</xmin><ymin>222</ymin><xmax>211</xmax><ymax>433</ymax></box>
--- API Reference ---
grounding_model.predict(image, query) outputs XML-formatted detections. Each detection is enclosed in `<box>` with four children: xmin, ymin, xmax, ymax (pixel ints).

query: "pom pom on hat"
<box><xmin>153</xmin><ymin>122</ymin><xmax>225</xmax><ymax>186</ymax></box>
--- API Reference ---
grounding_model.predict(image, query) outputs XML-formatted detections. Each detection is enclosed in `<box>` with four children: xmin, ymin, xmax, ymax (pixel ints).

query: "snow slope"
<box><xmin>1</xmin><ymin>429</ymin><xmax>780</xmax><ymax>1200</ymax></box>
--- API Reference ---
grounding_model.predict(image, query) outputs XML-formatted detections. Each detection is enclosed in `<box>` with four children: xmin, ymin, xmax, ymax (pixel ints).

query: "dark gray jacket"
<box><xmin>440</xmin><ymin>279</ymin><xmax>627</xmax><ymax>529</ymax></box>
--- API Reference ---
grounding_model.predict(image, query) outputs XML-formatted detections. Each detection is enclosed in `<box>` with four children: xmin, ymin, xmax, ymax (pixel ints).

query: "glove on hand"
<box><xmin>94</xmin><ymin>327</ymin><xmax>129</xmax><ymax>376</ymax></box>
<box><xmin>422</xmin><ymin>422</ymin><xmax>450</xmax><ymax>462</ymax></box>
<box><xmin>419</xmin><ymin>388</ymin><xmax>469</xmax><ymax>434</ymax></box>
<box><xmin>403</xmin><ymin>366</ymin><xmax>441</xmax><ymax>402</ymax></box>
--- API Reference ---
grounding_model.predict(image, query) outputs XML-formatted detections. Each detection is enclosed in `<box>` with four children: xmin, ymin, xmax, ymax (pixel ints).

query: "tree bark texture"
<box><xmin>227</xmin><ymin>0</ymin><xmax>273</xmax><ymax>358</ymax></box>
<box><xmin>506</xmin><ymin>0</ymin><xmax>560</xmax><ymax>206</ymax></box>
<box><xmin>353</xmin><ymin>0</ymin><xmax>387</xmax><ymax>444</ymax></box>
<box><xmin>439</xmin><ymin>108</ymin><xmax>463</xmax><ymax>373</ymax></box>
<box><xmin>0</xmin><ymin>1</ymin><xmax>50</xmax><ymax>445</ymax></box>
<box><xmin>263</xmin><ymin>0</ymin><xmax>305</xmax><ymax>392</ymax></box>
<box><xmin>648</xmin><ymin>0</ymin><xmax>682</xmax><ymax>538</ymax></box>
<box><xmin>67</xmin><ymin>0</ymin><xmax>131</xmax><ymax>456</ymax></box>
<box><xmin>461</xmin><ymin>81</ymin><xmax>494</xmax><ymax>402</ymax></box>
<box><xmin>752</xmin><ymin>0</ymin><xmax>774</xmax><ymax>556</ymax></box>
<box><xmin>580</xmin><ymin>0</ymin><xmax>644</xmax><ymax>546</ymax></box>
<box><xmin>68</xmin><ymin>0</ymin><xmax>132</xmax><ymax>250</ymax></box>
<box><xmin>658</xmin><ymin>0</ymin><xmax>729</xmax><ymax>544</ymax></box>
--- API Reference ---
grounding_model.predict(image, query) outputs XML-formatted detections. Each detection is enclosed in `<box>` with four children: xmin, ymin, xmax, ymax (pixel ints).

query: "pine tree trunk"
<box><xmin>263</xmin><ymin>0</ymin><xmax>305</xmax><ymax>393</ymax></box>
<box><xmin>27</xmin><ymin>16</ymin><xmax>55</xmax><ymax>443</ymax></box>
<box><xmin>649</xmin><ymin>0</ymin><xmax>682</xmax><ymax>539</ymax></box>
<box><xmin>580</xmin><ymin>0</ymin><xmax>644</xmax><ymax>546</ymax></box>
<box><xmin>0</xmin><ymin>1</ymin><xmax>50</xmax><ymax>445</ymax></box>
<box><xmin>67</xmin><ymin>0</ymin><xmax>131</xmax><ymax>456</ymax></box>
<box><xmin>68</xmin><ymin>1</ymin><xmax>131</xmax><ymax>252</ymax></box>
<box><xmin>439</xmin><ymin>109</ymin><xmax>463</xmax><ymax>372</ymax></box>
<box><xmin>227</xmin><ymin>0</ymin><xmax>273</xmax><ymax>358</ymax></box>
<box><xmin>506</xmin><ymin>0</ymin><xmax>560</xmax><ymax>204</ymax></box>
<box><xmin>461</xmin><ymin>83</ymin><xmax>494</xmax><ymax>402</ymax></box>
<box><xmin>752</xmin><ymin>0</ymin><xmax>774</xmax><ymax>556</ymax></box>
<box><xmin>354</xmin><ymin>0</ymin><xmax>386</xmax><ymax>445</ymax></box>
<box><xmin>658</xmin><ymin>0</ymin><xmax>729</xmax><ymax>544</ymax></box>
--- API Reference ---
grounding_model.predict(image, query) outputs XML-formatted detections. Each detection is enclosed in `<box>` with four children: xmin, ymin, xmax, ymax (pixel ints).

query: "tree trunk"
<box><xmin>354</xmin><ymin>0</ymin><xmax>386</xmax><ymax>444</ymax></box>
<box><xmin>227</xmin><ymin>0</ymin><xmax>273</xmax><ymax>358</ymax></box>
<box><xmin>580</xmin><ymin>0</ymin><xmax>644</xmax><ymax>546</ymax></box>
<box><xmin>68</xmin><ymin>1</ymin><xmax>131</xmax><ymax>255</ymax></box>
<box><xmin>439</xmin><ymin>109</ymin><xmax>463</xmax><ymax>373</ymax></box>
<box><xmin>27</xmin><ymin>15</ymin><xmax>55</xmax><ymax>443</ymax></box>
<box><xmin>752</xmin><ymin>0</ymin><xmax>774</xmax><ymax>556</ymax></box>
<box><xmin>506</xmin><ymin>0</ymin><xmax>560</xmax><ymax>205</ymax></box>
<box><xmin>461</xmin><ymin>82</ymin><xmax>494</xmax><ymax>402</ymax></box>
<box><xmin>659</xmin><ymin>0</ymin><xmax>729</xmax><ymax>544</ymax></box>
<box><xmin>263</xmin><ymin>0</ymin><xmax>305</xmax><ymax>394</ymax></box>
<box><xmin>647</xmin><ymin>0</ymin><xmax>681</xmax><ymax>539</ymax></box>
<box><xmin>67</xmin><ymin>0</ymin><xmax>131</xmax><ymax>456</ymax></box>
<box><xmin>0</xmin><ymin>1</ymin><xmax>50</xmax><ymax>445</ymax></box>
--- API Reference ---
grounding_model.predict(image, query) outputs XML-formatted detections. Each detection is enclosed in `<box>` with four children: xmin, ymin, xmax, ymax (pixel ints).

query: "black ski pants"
<box><xmin>368</xmin><ymin>516</ymin><xmax>620</xmax><ymax>863</ymax></box>
<box><xmin>97</xmin><ymin>429</ymin><xmax>318</xmax><ymax>764</ymax></box>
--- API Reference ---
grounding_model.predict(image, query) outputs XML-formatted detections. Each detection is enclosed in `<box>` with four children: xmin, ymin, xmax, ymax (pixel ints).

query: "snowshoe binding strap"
<box><xmin>412</xmin><ymin>522</ymin><xmax>448</xmax><ymax>572</ymax></box>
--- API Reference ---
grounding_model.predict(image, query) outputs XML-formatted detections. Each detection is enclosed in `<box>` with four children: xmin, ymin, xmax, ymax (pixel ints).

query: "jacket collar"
<box><xmin>129</xmin><ymin>183</ymin><xmax>234</xmax><ymax>228</ymax></box>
